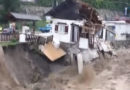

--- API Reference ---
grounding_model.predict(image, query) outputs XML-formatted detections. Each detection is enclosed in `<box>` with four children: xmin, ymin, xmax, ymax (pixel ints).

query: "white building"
<box><xmin>101</xmin><ymin>21</ymin><xmax>130</xmax><ymax>41</ymax></box>
<box><xmin>44</xmin><ymin>0</ymin><xmax>105</xmax><ymax>68</ymax></box>
<box><xmin>45</xmin><ymin>0</ymin><xmax>102</xmax><ymax>49</ymax></box>
<box><xmin>50</xmin><ymin>18</ymin><xmax>84</xmax><ymax>43</ymax></box>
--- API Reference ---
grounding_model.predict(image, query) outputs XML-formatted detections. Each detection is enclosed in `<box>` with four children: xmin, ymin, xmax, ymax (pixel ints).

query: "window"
<box><xmin>59</xmin><ymin>24</ymin><xmax>66</xmax><ymax>34</ymax></box>
<box><xmin>107</xmin><ymin>26</ymin><xmax>116</xmax><ymax>31</ymax></box>
<box><xmin>65</xmin><ymin>26</ymin><xmax>68</xmax><ymax>33</ymax></box>
<box><xmin>55</xmin><ymin>25</ymin><xmax>58</xmax><ymax>32</ymax></box>
<box><xmin>106</xmin><ymin>29</ymin><xmax>115</xmax><ymax>41</ymax></box>
<box><xmin>55</xmin><ymin>23</ymin><xmax>68</xmax><ymax>34</ymax></box>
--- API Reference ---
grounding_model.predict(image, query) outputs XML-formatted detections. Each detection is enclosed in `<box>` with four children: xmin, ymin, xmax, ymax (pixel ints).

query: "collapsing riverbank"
<box><xmin>0</xmin><ymin>43</ymin><xmax>68</xmax><ymax>87</ymax></box>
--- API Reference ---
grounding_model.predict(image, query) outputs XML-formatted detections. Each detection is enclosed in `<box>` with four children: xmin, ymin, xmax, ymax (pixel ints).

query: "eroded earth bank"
<box><xmin>0</xmin><ymin>44</ymin><xmax>130</xmax><ymax>90</ymax></box>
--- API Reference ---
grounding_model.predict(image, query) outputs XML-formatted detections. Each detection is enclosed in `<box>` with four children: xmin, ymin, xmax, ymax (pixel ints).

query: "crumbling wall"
<box><xmin>112</xmin><ymin>40</ymin><xmax>130</xmax><ymax>49</ymax></box>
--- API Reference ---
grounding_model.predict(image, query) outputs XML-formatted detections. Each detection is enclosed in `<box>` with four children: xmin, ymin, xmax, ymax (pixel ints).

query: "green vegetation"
<box><xmin>35</xmin><ymin>0</ymin><xmax>130</xmax><ymax>11</ymax></box>
<box><xmin>36</xmin><ymin>20</ymin><xmax>48</xmax><ymax>30</ymax></box>
<box><xmin>0</xmin><ymin>36</ymin><xmax>19</xmax><ymax>46</ymax></box>
<box><xmin>0</xmin><ymin>0</ymin><xmax>129</xmax><ymax>24</ymax></box>
<box><xmin>0</xmin><ymin>0</ymin><xmax>20</xmax><ymax>24</ymax></box>
<box><xmin>83</xmin><ymin>0</ymin><xmax>130</xmax><ymax>11</ymax></box>
<box><xmin>0</xmin><ymin>41</ymin><xmax>19</xmax><ymax>46</ymax></box>
<box><xmin>36</xmin><ymin>0</ymin><xmax>63</xmax><ymax>7</ymax></box>
<box><xmin>1</xmin><ymin>0</ymin><xmax>20</xmax><ymax>12</ymax></box>
<box><xmin>36</xmin><ymin>0</ymin><xmax>52</xmax><ymax>7</ymax></box>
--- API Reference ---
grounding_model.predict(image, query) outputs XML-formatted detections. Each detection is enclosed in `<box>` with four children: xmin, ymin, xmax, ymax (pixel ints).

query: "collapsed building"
<box><xmin>0</xmin><ymin>0</ymin><xmax>114</xmax><ymax>87</ymax></box>
<box><xmin>42</xmin><ymin>0</ymin><xmax>113</xmax><ymax>73</ymax></box>
<box><xmin>45</xmin><ymin>0</ymin><xmax>102</xmax><ymax>46</ymax></box>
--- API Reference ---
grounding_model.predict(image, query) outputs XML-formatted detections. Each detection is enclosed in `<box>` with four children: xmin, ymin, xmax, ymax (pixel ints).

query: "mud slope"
<box><xmin>0</xmin><ymin>46</ymin><xmax>17</xmax><ymax>88</ymax></box>
<box><xmin>1</xmin><ymin>44</ymin><xmax>50</xmax><ymax>86</ymax></box>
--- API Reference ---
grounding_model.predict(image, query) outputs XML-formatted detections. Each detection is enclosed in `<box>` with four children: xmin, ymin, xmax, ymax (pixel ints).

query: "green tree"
<box><xmin>83</xmin><ymin>0</ymin><xmax>130</xmax><ymax>11</ymax></box>
<box><xmin>0</xmin><ymin>0</ymin><xmax>20</xmax><ymax>24</ymax></box>
<box><xmin>36</xmin><ymin>0</ymin><xmax>63</xmax><ymax>7</ymax></box>
<box><xmin>2</xmin><ymin>0</ymin><xmax>20</xmax><ymax>12</ymax></box>
<box><xmin>0</xmin><ymin>0</ymin><xmax>2</xmax><ymax>4</ymax></box>
<box><xmin>36</xmin><ymin>0</ymin><xmax>52</xmax><ymax>6</ymax></box>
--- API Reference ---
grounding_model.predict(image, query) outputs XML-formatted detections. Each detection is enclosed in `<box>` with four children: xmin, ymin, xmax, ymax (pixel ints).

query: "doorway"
<box><xmin>71</xmin><ymin>24</ymin><xmax>80</xmax><ymax>42</ymax></box>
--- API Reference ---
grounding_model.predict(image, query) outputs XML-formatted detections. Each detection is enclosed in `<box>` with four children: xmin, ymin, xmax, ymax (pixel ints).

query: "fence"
<box><xmin>0</xmin><ymin>33</ymin><xmax>39</xmax><ymax>43</ymax></box>
<box><xmin>26</xmin><ymin>34</ymin><xmax>39</xmax><ymax>43</ymax></box>
<box><xmin>0</xmin><ymin>33</ymin><xmax>19</xmax><ymax>42</ymax></box>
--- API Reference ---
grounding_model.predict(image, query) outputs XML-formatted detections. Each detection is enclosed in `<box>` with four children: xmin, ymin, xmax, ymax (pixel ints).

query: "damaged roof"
<box><xmin>45</xmin><ymin>0</ymin><xmax>101</xmax><ymax>24</ymax></box>
<box><xmin>46</xmin><ymin>0</ymin><xmax>81</xmax><ymax>20</ymax></box>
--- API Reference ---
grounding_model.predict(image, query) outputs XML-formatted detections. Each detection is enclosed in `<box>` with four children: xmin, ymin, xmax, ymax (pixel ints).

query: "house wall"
<box><xmin>115</xmin><ymin>24</ymin><xmax>127</xmax><ymax>40</ymax></box>
<box><xmin>114</xmin><ymin>24</ymin><xmax>130</xmax><ymax>40</ymax></box>
<box><xmin>104</xmin><ymin>21</ymin><xmax>130</xmax><ymax>41</ymax></box>
<box><xmin>51</xmin><ymin>18</ymin><xmax>84</xmax><ymax>43</ymax></box>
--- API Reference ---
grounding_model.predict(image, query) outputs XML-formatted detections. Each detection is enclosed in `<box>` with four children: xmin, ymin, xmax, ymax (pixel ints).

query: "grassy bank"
<box><xmin>0</xmin><ymin>41</ymin><xmax>19</xmax><ymax>47</ymax></box>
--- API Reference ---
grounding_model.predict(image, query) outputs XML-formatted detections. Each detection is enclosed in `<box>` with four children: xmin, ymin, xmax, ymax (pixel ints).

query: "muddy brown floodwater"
<box><xmin>0</xmin><ymin>45</ymin><xmax>130</xmax><ymax>90</ymax></box>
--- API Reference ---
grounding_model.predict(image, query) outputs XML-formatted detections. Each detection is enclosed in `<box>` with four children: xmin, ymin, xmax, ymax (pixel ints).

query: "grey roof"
<box><xmin>20</xmin><ymin>0</ymin><xmax>35</xmax><ymax>3</ymax></box>
<box><xmin>10</xmin><ymin>12</ymin><xmax>41</xmax><ymax>21</ymax></box>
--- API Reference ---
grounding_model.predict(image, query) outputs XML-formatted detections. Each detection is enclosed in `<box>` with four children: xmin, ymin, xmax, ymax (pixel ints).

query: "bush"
<box><xmin>11</xmin><ymin>37</ymin><xmax>18</xmax><ymax>43</ymax></box>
